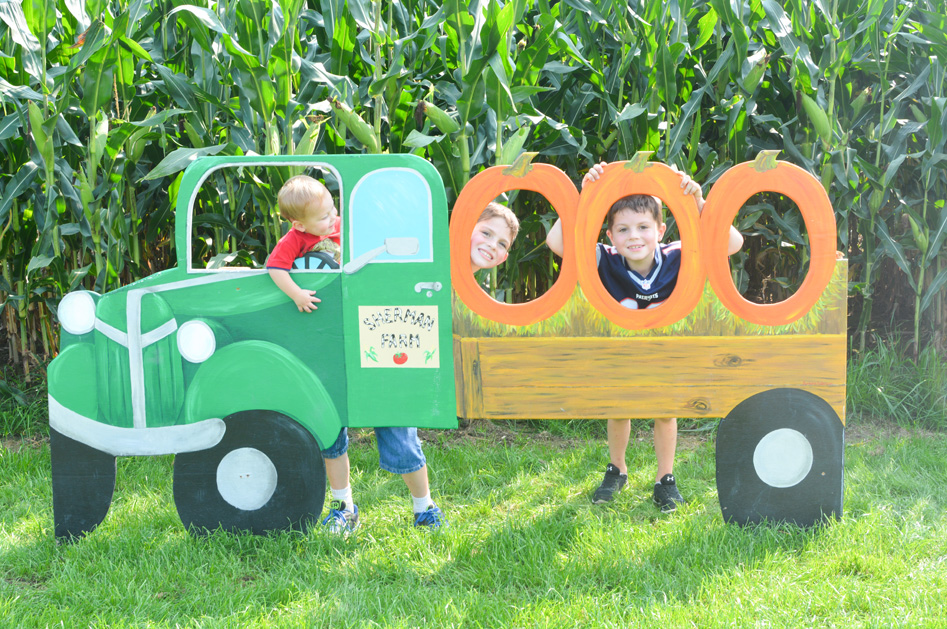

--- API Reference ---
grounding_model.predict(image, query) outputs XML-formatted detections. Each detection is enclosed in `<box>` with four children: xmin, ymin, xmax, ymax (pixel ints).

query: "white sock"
<box><xmin>331</xmin><ymin>487</ymin><xmax>354</xmax><ymax>511</ymax></box>
<box><xmin>412</xmin><ymin>494</ymin><xmax>434</xmax><ymax>514</ymax></box>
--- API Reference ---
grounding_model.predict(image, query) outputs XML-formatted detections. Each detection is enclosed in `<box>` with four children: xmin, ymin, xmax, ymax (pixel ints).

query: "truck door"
<box><xmin>341</xmin><ymin>157</ymin><xmax>456</xmax><ymax>430</ymax></box>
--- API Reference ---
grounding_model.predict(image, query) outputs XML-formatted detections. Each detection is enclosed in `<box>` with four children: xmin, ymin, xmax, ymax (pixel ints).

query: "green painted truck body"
<box><xmin>47</xmin><ymin>155</ymin><xmax>456</xmax><ymax>538</ymax></box>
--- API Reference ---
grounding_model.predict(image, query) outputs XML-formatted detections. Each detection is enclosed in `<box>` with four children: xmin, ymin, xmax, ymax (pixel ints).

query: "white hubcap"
<box><xmin>216</xmin><ymin>447</ymin><xmax>278</xmax><ymax>510</ymax></box>
<box><xmin>752</xmin><ymin>428</ymin><xmax>813</xmax><ymax>488</ymax></box>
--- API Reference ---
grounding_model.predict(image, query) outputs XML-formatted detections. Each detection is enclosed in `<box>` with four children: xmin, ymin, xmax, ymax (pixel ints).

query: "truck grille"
<box><xmin>93</xmin><ymin>329</ymin><xmax>185</xmax><ymax>428</ymax></box>
<box><xmin>142</xmin><ymin>333</ymin><xmax>186</xmax><ymax>427</ymax></box>
<box><xmin>95</xmin><ymin>331</ymin><xmax>133</xmax><ymax>427</ymax></box>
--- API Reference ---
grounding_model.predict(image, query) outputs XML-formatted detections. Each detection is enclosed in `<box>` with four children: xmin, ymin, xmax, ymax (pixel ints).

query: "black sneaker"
<box><xmin>653</xmin><ymin>473</ymin><xmax>685</xmax><ymax>513</ymax></box>
<box><xmin>592</xmin><ymin>463</ymin><xmax>627</xmax><ymax>504</ymax></box>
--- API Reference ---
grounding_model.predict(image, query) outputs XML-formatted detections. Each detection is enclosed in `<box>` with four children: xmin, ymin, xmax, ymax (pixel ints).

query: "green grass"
<box><xmin>2</xmin><ymin>422</ymin><xmax>946</xmax><ymax>628</ymax></box>
<box><xmin>0</xmin><ymin>366</ymin><xmax>48</xmax><ymax>438</ymax></box>
<box><xmin>1</xmin><ymin>348</ymin><xmax>945</xmax><ymax>626</ymax></box>
<box><xmin>847</xmin><ymin>341</ymin><xmax>947</xmax><ymax>431</ymax></box>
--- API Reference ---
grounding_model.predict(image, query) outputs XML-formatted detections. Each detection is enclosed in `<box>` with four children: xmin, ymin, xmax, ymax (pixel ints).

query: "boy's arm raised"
<box><xmin>548</xmin><ymin>162</ymin><xmax>607</xmax><ymax>257</ymax></box>
<box><xmin>546</xmin><ymin>218</ymin><xmax>565</xmax><ymax>257</ymax></box>
<box><xmin>726</xmin><ymin>224</ymin><xmax>745</xmax><ymax>255</ymax></box>
<box><xmin>582</xmin><ymin>161</ymin><xmax>607</xmax><ymax>187</ymax></box>
<box><xmin>676</xmin><ymin>168</ymin><xmax>744</xmax><ymax>255</ymax></box>
<box><xmin>268</xmin><ymin>269</ymin><xmax>321</xmax><ymax>312</ymax></box>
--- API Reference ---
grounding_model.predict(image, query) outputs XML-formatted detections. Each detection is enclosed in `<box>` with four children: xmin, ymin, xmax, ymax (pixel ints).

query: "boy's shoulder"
<box><xmin>274</xmin><ymin>227</ymin><xmax>318</xmax><ymax>250</ymax></box>
<box><xmin>660</xmin><ymin>240</ymin><xmax>682</xmax><ymax>255</ymax></box>
<box><xmin>267</xmin><ymin>229</ymin><xmax>321</xmax><ymax>270</ymax></box>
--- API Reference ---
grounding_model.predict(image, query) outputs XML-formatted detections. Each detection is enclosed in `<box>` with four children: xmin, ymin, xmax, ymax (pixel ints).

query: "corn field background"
<box><xmin>1</xmin><ymin>0</ymin><xmax>947</xmax><ymax>381</ymax></box>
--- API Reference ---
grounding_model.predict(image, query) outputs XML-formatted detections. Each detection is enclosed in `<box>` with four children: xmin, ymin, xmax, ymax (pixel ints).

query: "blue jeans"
<box><xmin>321</xmin><ymin>427</ymin><xmax>427</xmax><ymax>475</ymax></box>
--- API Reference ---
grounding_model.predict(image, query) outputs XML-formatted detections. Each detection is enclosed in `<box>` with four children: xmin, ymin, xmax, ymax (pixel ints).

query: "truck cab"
<box><xmin>48</xmin><ymin>155</ymin><xmax>456</xmax><ymax>539</ymax></box>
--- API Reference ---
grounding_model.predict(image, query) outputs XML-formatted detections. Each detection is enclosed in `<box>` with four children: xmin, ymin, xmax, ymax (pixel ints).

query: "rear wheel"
<box><xmin>173</xmin><ymin>410</ymin><xmax>326</xmax><ymax>535</ymax></box>
<box><xmin>716</xmin><ymin>388</ymin><xmax>844</xmax><ymax>527</ymax></box>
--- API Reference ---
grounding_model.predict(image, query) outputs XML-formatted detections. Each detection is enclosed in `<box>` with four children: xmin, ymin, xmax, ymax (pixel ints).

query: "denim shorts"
<box><xmin>321</xmin><ymin>427</ymin><xmax>427</xmax><ymax>475</ymax></box>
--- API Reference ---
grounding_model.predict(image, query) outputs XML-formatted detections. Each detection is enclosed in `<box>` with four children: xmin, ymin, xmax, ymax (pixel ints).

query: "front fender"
<box><xmin>184</xmin><ymin>340</ymin><xmax>341</xmax><ymax>449</ymax></box>
<box><xmin>48</xmin><ymin>343</ymin><xmax>98</xmax><ymax>421</ymax></box>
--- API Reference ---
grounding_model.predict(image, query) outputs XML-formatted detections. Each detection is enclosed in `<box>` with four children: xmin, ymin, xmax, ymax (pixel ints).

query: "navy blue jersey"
<box><xmin>596</xmin><ymin>242</ymin><xmax>681</xmax><ymax>309</ymax></box>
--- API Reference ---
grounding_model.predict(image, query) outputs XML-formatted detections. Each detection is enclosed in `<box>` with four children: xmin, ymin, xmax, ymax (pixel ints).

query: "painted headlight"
<box><xmin>177</xmin><ymin>320</ymin><xmax>216</xmax><ymax>363</ymax></box>
<box><xmin>58</xmin><ymin>292</ymin><xmax>97</xmax><ymax>335</ymax></box>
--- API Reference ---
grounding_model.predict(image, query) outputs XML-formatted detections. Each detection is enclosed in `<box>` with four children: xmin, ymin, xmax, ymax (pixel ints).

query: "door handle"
<box><xmin>414</xmin><ymin>282</ymin><xmax>442</xmax><ymax>296</ymax></box>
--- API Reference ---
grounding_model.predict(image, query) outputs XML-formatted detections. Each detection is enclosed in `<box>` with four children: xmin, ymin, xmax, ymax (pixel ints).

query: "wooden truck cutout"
<box><xmin>47</xmin><ymin>153</ymin><xmax>845</xmax><ymax>540</ymax></box>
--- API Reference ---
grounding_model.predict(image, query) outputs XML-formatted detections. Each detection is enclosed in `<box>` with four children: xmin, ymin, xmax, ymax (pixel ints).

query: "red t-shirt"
<box><xmin>265</xmin><ymin>216</ymin><xmax>341</xmax><ymax>270</ymax></box>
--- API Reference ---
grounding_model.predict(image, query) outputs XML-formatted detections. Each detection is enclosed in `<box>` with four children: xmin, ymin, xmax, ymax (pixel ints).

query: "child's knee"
<box><xmin>654</xmin><ymin>417</ymin><xmax>678</xmax><ymax>430</ymax></box>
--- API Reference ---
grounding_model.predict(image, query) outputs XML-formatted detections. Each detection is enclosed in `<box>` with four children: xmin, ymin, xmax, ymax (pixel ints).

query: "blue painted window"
<box><xmin>348</xmin><ymin>168</ymin><xmax>433</xmax><ymax>264</ymax></box>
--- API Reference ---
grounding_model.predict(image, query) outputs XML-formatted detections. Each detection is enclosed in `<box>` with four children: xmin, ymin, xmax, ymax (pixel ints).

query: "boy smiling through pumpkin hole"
<box><xmin>470</xmin><ymin>201</ymin><xmax>520</xmax><ymax>274</ymax></box>
<box><xmin>546</xmin><ymin>162</ymin><xmax>744</xmax><ymax>512</ymax></box>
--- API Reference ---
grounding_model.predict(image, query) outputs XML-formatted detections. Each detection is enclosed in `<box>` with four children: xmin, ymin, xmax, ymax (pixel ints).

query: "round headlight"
<box><xmin>58</xmin><ymin>292</ymin><xmax>97</xmax><ymax>335</ymax></box>
<box><xmin>178</xmin><ymin>320</ymin><xmax>216</xmax><ymax>363</ymax></box>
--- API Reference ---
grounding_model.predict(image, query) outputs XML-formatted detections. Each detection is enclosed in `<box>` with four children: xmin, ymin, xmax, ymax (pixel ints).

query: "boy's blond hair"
<box><xmin>277</xmin><ymin>175</ymin><xmax>329</xmax><ymax>222</ymax></box>
<box><xmin>478</xmin><ymin>202</ymin><xmax>520</xmax><ymax>242</ymax></box>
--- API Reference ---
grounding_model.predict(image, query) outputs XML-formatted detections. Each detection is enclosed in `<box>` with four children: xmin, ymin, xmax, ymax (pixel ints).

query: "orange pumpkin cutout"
<box><xmin>575</xmin><ymin>162</ymin><xmax>705</xmax><ymax>330</ymax></box>
<box><xmin>450</xmin><ymin>163</ymin><xmax>579</xmax><ymax>326</ymax></box>
<box><xmin>702</xmin><ymin>160</ymin><xmax>836</xmax><ymax>326</ymax></box>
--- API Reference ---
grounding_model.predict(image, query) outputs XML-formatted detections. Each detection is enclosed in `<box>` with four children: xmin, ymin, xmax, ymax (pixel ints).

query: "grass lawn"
<box><xmin>1</xmin><ymin>420</ymin><xmax>945</xmax><ymax>628</ymax></box>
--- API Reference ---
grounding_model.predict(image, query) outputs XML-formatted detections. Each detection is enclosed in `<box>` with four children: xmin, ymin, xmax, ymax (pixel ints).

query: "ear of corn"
<box><xmin>740</xmin><ymin>48</ymin><xmax>768</xmax><ymax>94</ymax></box>
<box><xmin>907</xmin><ymin>215</ymin><xmax>929</xmax><ymax>255</ymax></box>
<box><xmin>801</xmin><ymin>93</ymin><xmax>832</xmax><ymax>144</ymax></box>
<box><xmin>330</xmin><ymin>98</ymin><xmax>381</xmax><ymax>153</ymax></box>
<box><xmin>420</xmin><ymin>101</ymin><xmax>461</xmax><ymax>135</ymax></box>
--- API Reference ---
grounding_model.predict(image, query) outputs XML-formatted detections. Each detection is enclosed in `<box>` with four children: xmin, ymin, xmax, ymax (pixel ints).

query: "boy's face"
<box><xmin>470</xmin><ymin>216</ymin><xmax>513</xmax><ymax>271</ymax></box>
<box><xmin>606</xmin><ymin>209</ymin><xmax>666</xmax><ymax>274</ymax></box>
<box><xmin>292</xmin><ymin>193</ymin><xmax>337</xmax><ymax>237</ymax></box>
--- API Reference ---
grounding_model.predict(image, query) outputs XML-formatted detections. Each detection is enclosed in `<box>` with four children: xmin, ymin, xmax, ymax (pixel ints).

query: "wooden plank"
<box><xmin>480</xmin><ymin>383</ymin><xmax>846</xmax><ymax>423</ymax></box>
<box><xmin>459</xmin><ymin>338</ymin><xmax>483</xmax><ymax>418</ymax></box>
<box><xmin>476</xmin><ymin>335</ymin><xmax>846</xmax><ymax>390</ymax></box>
<box><xmin>453</xmin><ymin>336</ymin><xmax>465</xmax><ymax>417</ymax></box>
<box><xmin>454</xmin><ymin>335</ymin><xmax>846</xmax><ymax>421</ymax></box>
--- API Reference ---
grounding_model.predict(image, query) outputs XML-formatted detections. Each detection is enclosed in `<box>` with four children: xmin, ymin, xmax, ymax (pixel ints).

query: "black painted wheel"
<box><xmin>173</xmin><ymin>410</ymin><xmax>326</xmax><ymax>535</ymax></box>
<box><xmin>716</xmin><ymin>388</ymin><xmax>844</xmax><ymax>527</ymax></box>
<box><xmin>51</xmin><ymin>428</ymin><xmax>117</xmax><ymax>541</ymax></box>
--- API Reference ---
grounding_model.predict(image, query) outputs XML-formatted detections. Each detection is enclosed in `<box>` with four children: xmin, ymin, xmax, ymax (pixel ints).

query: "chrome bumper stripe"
<box><xmin>49</xmin><ymin>396</ymin><xmax>226</xmax><ymax>457</ymax></box>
